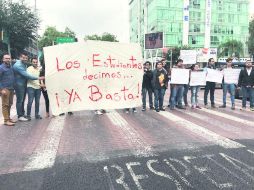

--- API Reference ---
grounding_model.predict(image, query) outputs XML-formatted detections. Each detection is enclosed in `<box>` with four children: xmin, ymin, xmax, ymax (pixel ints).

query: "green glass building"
<box><xmin>129</xmin><ymin>0</ymin><xmax>250</xmax><ymax>56</ymax></box>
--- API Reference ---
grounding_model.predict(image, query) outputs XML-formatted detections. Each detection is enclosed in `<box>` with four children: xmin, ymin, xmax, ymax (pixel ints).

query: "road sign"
<box><xmin>56</xmin><ymin>37</ymin><xmax>75</xmax><ymax>44</ymax></box>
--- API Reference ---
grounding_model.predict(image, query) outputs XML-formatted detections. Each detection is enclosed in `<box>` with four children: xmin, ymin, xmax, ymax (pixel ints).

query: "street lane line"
<box><xmin>107</xmin><ymin>111</ymin><xmax>155</xmax><ymax>157</ymax></box>
<box><xmin>157</xmin><ymin>111</ymin><xmax>245</xmax><ymax>149</ymax></box>
<box><xmin>23</xmin><ymin>116</ymin><xmax>66</xmax><ymax>171</ymax></box>
<box><xmin>198</xmin><ymin>108</ymin><xmax>254</xmax><ymax>126</ymax></box>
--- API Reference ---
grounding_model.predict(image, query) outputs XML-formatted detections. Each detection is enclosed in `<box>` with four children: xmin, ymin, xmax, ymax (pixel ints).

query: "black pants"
<box><xmin>42</xmin><ymin>89</ymin><xmax>50</xmax><ymax>113</ymax></box>
<box><xmin>204</xmin><ymin>82</ymin><xmax>215</xmax><ymax>105</ymax></box>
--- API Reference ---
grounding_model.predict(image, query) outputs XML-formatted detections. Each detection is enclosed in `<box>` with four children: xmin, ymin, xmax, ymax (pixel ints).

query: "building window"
<box><xmin>193</xmin><ymin>0</ymin><xmax>200</xmax><ymax>9</ymax></box>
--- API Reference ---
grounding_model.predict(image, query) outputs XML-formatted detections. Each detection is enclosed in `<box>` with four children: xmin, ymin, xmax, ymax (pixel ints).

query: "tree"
<box><xmin>39</xmin><ymin>26</ymin><xmax>76</xmax><ymax>49</ymax></box>
<box><xmin>84</xmin><ymin>32</ymin><xmax>118</xmax><ymax>42</ymax></box>
<box><xmin>218</xmin><ymin>40</ymin><xmax>243</xmax><ymax>58</ymax></box>
<box><xmin>248</xmin><ymin>19</ymin><xmax>254</xmax><ymax>58</ymax></box>
<box><xmin>0</xmin><ymin>1</ymin><xmax>39</xmax><ymax>56</ymax></box>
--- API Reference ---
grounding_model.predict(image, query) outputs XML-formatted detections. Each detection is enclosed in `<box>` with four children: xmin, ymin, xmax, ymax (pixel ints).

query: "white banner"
<box><xmin>206</xmin><ymin>68</ymin><xmax>223</xmax><ymax>83</ymax></box>
<box><xmin>44</xmin><ymin>41</ymin><xmax>143</xmax><ymax>115</ymax></box>
<box><xmin>190</xmin><ymin>71</ymin><xmax>207</xmax><ymax>86</ymax></box>
<box><xmin>171</xmin><ymin>69</ymin><xmax>190</xmax><ymax>84</ymax></box>
<box><xmin>223</xmin><ymin>69</ymin><xmax>241</xmax><ymax>84</ymax></box>
<box><xmin>180</xmin><ymin>50</ymin><xmax>197</xmax><ymax>64</ymax></box>
<box><xmin>197</xmin><ymin>48</ymin><xmax>217</xmax><ymax>62</ymax></box>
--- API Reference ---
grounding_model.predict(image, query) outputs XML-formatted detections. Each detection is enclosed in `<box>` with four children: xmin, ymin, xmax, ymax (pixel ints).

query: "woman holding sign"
<box><xmin>190</xmin><ymin>64</ymin><xmax>203</xmax><ymax>109</ymax></box>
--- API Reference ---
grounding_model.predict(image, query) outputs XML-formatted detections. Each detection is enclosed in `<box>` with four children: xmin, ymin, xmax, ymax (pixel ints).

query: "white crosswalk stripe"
<box><xmin>157</xmin><ymin>111</ymin><xmax>245</xmax><ymax>149</ymax></box>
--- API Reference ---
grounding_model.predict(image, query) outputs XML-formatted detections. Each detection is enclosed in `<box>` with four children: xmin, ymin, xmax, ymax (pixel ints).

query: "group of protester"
<box><xmin>0</xmin><ymin>52</ymin><xmax>253</xmax><ymax>125</ymax></box>
<box><xmin>141</xmin><ymin>58</ymin><xmax>254</xmax><ymax>112</ymax></box>
<box><xmin>0</xmin><ymin>52</ymin><xmax>49</xmax><ymax>126</ymax></box>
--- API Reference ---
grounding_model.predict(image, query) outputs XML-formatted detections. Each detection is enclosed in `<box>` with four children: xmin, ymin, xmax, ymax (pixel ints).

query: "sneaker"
<box><xmin>196</xmin><ymin>105</ymin><xmax>202</xmax><ymax>109</ymax></box>
<box><xmin>231</xmin><ymin>104</ymin><xmax>235</xmax><ymax>110</ymax></box>
<box><xmin>142</xmin><ymin>108</ymin><xmax>146</xmax><ymax>111</ymax></box>
<box><xmin>219</xmin><ymin>105</ymin><xmax>226</xmax><ymax>108</ymax></box>
<box><xmin>159</xmin><ymin>108</ymin><xmax>165</xmax><ymax>111</ymax></box>
<box><xmin>9</xmin><ymin>119</ymin><xmax>17</xmax><ymax>123</ymax></box>
<box><xmin>95</xmin><ymin>110</ymin><xmax>103</xmax><ymax>115</ymax></box>
<box><xmin>204</xmin><ymin>104</ymin><xmax>209</xmax><ymax>108</ymax></box>
<box><xmin>35</xmin><ymin>115</ymin><xmax>42</xmax><ymax>119</ymax></box>
<box><xmin>133</xmin><ymin>108</ymin><xmax>137</xmax><ymax>113</ymax></box>
<box><xmin>155</xmin><ymin>109</ymin><xmax>160</xmax><ymax>112</ymax></box>
<box><xmin>150</xmin><ymin>106</ymin><xmax>155</xmax><ymax>110</ymax></box>
<box><xmin>211</xmin><ymin>104</ymin><xmax>216</xmax><ymax>108</ymax></box>
<box><xmin>178</xmin><ymin>106</ymin><xmax>186</xmax><ymax>110</ymax></box>
<box><xmin>26</xmin><ymin>116</ymin><xmax>31</xmax><ymax>121</ymax></box>
<box><xmin>250</xmin><ymin>107</ymin><xmax>254</xmax><ymax>111</ymax></box>
<box><xmin>18</xmin><ymin>116</ymin><xmax>28</xmax><ymax>121</ymax></box>
<box><xmin>240</xmin><ymin>107</ymin><xmax>246</xmax><ymax>110</ymax></box>
<box><xmin>59</xmin><ymin>113</ymin><xmax>65</xmax><ymax>116</ymax></box>
<box><xmin>68</xmin><ymin>112</ymin><xmax>73</xmax><ymax>115</ymax></box>
<box><xmin>4</xmin><ymin>121</ymin><xmax>15</xmax><ymax>126</ymax></box>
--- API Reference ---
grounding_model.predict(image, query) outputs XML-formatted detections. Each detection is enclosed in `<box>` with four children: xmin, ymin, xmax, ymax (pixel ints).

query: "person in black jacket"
<box><xmin>152</xmin><ymin>60</ymin><xmax>168</xmax><ymax>112</ymax></box>
<box><xmin>237</xmin><ymin>60</ymin><xmax>254</xmax><ymax>111</ymax></box>
<box><xmin>142</xmin><ymin>61</ymin><xmax>154</xmax><ymax>111</ymax></box>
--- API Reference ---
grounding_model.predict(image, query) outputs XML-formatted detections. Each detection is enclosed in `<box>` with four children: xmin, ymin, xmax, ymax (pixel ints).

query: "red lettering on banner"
<box><xmin>56</xmin><ymin>57</ymin><xmax>80</xmax><ymax>72</ymax></box>
<box><xmin>93</xmin><ymin>54</ymin><xmax>102</xmax><ymax>67</ymax></box>
<box><xmin>65</xmin><ymin>89</ymin><xmax>82</xmax><ymax>104</ymax></box>
<box><xmin>106</xmin><ymin>55</ymin><xmax>116</xmax><ymax>65</ymax></box>
<box><xmin>88</xmin><ymin>84</ymin><xmax>140</xmax><ymax>102</ymax></box>
<box><xmin>88</xmin><ymin>85</ymin><xmax>102</xmax><ymax>101</ymax></box>
<box><xmin>129</xmin><ymin>56</ymin><xmax>136</xmax><ymax>64</ymax></box>
<box><xmin>56</xmin><ymin>58</ymin><xmax>65</xmax><ymax>72</ymax></box>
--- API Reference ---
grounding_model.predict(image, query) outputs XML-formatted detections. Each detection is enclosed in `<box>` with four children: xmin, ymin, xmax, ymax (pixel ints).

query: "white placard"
<box><xmin>206</xmin><ymin>68</ymin><xmax>223</xmax><ymax>83</ymax></box>
<box><xmin>190</xmin><ymin>71</ymin><xmax>207</xmax><ymax>86</ymax></box>
<box><xmin>171</xmin><ymin>68</ymin><xmax>190</xmax><ymax>84</ymax></box>
<box><xmin>44</xmin><ymin>41</ymin><xmax>143</xmax><ymax>115</ymax></box>
<box><xmin>223</xmin><ymin>69</ymin><xmax>241</xmax><ymax>84</ymax></box>
<box><xmin>180</xmin><ymin>50</ymin><xmax>197</xmax><ymax>64</ymax></box>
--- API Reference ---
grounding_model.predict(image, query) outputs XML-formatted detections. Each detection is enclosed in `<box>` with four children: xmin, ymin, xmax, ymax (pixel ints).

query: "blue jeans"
<box><xmin>170</xmin><ymin>85</ymin><xmax>184</xmax><ymax>108</ymax></box>
<box><xmin>27</xmin><ymin>87</ymin><xmax>41</xmax><ymax>117</ymax></box>
<box><xmin>154</xmin><ymin>88</ymin><xmax>166</xmax><ymax>109</ymax></box>
<box><xmin>204</xmin><ymin>82</ymin><xmax>216</xmax><ymax>105</ymax></box>
<box><xmin>191</xmin><ymin>86</ymin><xmax>200</xmax><ymax>106</ymax></box>
<box><xmin>183</xmin><ymin>84</ymin><xmax>189</xmax><ymax>105</ymax></box>
<box><xmin>142</xmin><ymin>88</ymin><xmax>153</xmax><ymax>108</ymax></box>
<box><xmin>14</xmin><ymin>85</ymin><xmax>26</xmax><ymax>117</ymax></box>
<box><xmin>242</xmin><ymin>86</ymin><xmax>254</xmax><ymax>108</ymax></box>
<box><xmin>222</xmin><ymin>83</ymin><xmax>235</xmax><ymax>105</ymax></box>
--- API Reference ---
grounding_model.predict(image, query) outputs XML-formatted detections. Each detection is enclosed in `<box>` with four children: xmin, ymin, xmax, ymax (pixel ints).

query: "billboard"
<box><xmin>145</xmin><ymin>32</ymin><xmax>163</xmax><ymax>49</ymax></box>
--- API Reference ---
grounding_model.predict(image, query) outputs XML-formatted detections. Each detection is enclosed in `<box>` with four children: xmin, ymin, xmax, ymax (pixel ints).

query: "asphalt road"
<box><xmin>0</xmin><ymin>90</ymin><xmax>254</xmax><ymax>190</ymax></box>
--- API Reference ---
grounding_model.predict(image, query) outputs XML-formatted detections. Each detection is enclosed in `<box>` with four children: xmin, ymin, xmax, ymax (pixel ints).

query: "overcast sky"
<box><xmin>22</xmin><ymin>0</ymin><xmax>254</xmax><ymax>43</ymax></box>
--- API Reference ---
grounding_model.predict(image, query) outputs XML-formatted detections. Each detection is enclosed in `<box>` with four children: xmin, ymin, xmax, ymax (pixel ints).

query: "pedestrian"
<box><xmin>39</xmin><ymin>54</ymin><xmax>50</xmax><ymax>118</ymax></box>
<box><xmin>183</xmin><ymin>64</ymin><xmax>192</xmax><ymax>107</ymax></box>
<box><xmin>219</xmin><ymin>58</ymin><xmax>236</xmax><ymax>110</ymax></box>
<box><xmin>26</xmin><ymin>57</ymin><xmax>42</xmax><ymax>120</ymax></box>
<box><xmin>0</xmin><ymin>53</ymin><xmax>16</xmax><ymax>126</ymax></box>
<box><xmin>170</xmin><ymin>59</ymin><xmax>185</xmax><ymax>110</ymax></box>
<box><xmin>204</xmin><ymin>58</ymin><xmax>217</xmax><ymax>108</ymax></box>
<box><xmin>190</xmin><ymin>64</ymin><xmax>202</xmax><ymax>109</ymax></box>
<box><xmin>13</xmin><ymin>52</ymin><xmax>44</xmax><ymax>121</ymax></box>
<box><xmin>142</xmin><ymin>61</ymin><xmax>154</xmax><ymax>111</ymax></box>
<box><xmin>152</xmin><ymin>60</ymin><xmax>168</xmax><ymax>112</ymax></box>
<box><xmin>237</xmin><ymin>60</ymin><xmax>254</xmax><ymax>111</ymax></box>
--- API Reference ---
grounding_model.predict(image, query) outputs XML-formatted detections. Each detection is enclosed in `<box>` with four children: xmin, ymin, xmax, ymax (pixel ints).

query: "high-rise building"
<box><xmin>129</xmin><ymin>0</ymin><xmax>250</xmax><ymax>56</ymax></box>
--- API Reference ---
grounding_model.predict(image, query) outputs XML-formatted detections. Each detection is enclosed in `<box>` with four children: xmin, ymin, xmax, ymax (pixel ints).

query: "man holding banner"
<box><xmin>219</xmin><ymin>58</ymin><xmax>239</xmax><ymax>110</ymax></box>
<box><xmin>170</xmin><ymin>59</ymin><xmax>189</xmax><ymax>110</ymax></box>
<box><xmin>204</xmin><ymin>58</ymin><xmax>218</xmax><ymax>108</ymax></box>
<box><xmin>152</xmin><ymin>60</ymin><xmax>168</xmax><ymax>112</ymax></box>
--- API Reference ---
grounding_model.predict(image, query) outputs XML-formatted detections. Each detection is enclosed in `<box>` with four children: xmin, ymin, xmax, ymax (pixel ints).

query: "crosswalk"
<box><xmin>0</xmin><ymin>91</ymin><xmax>253</xmax><ymax>176</ymax></box>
